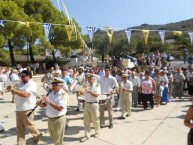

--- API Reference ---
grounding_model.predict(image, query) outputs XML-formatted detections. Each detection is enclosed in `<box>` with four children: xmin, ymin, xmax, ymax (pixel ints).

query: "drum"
<box><xmin>78</xmin><ymin>96</ymin><xmax>85</xmax><ymax>103</ymax></box>
<box><xmin>98</xmin><ymin>95</ymin><xmax>107</xmax><ymax>105</ymax></box>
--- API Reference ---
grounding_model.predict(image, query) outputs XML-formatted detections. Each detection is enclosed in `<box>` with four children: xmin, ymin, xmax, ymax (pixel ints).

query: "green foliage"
<box><xmin>0</xmin><ymin>49</ymin><xmax>11</xmax><ymax>66</ymax></box>
<box><xmin>0</xmin><ymin>0</ymin><xmax>82</xmax><ymax>65</ymax></box>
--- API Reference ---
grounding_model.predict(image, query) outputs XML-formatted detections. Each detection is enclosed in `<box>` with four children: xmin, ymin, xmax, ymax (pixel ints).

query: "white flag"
<box><xmin>159</xmin><ymin>30</ymin><xmax>165</xmax><ymax>44</ymax></box>
<box><xmin>125</xmin><ymin>29</ymin><xmax>132</xmax><ymax>44</ymax></box>
<box><xmin>42</xmin><ymin>23</ymin><xmax>51</xmax><ymax>41</ymax></box>
<box><xmin>87</xmin><ymin>27</ymin><xmax>97</xmax><ymax>42</ymax></box>
<box><xmin>188</xmin><ymin>32</ymin><xmax>193</xmax><ymax>45</ymax></box>
<box><xmin>0</xmin><ymin>20</ymin><xmax>4</xmax><ymax>27</ymax></box>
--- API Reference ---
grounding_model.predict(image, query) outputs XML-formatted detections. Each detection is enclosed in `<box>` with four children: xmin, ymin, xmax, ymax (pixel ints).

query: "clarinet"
<box><xmin>26</xmin><ymin>92</ymin><xmax>45</xmax><ymax>117</ymax></box>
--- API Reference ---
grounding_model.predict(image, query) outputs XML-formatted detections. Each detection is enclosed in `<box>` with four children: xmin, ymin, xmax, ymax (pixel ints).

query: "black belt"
<box><xmin>86</xmin><ymin>102</ymin><xmax>98</xmax><ymax>104</ymax></box>
<box><xmin>48</xmin><ymin>115</ymin><xmax>64</xmax><ymax>119</ymax></box>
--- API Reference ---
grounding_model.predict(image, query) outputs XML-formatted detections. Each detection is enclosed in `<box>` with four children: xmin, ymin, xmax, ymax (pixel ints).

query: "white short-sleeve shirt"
<box><xmin>120</xmin><ymin>80</ymin><xmax>133</xmax><ymax>92</ymax></box>
<box><xmin>15</xmin><ymin>79</ymin><xmax>37</xmax><ymax>111</ymax></box>
<box><xmin>46</xmin><ymin>89</ymin><xmax>67</xmax><ymax>118</ymax></box>
<box><xmin>84</xmin><ymin>83</ymin><xmax>101</xmax><ymax>102</ymax></box>
<box><xmin>99</xmin><ymin>75</ymin><xmax>119</xmax><ymax>94</ymax></box>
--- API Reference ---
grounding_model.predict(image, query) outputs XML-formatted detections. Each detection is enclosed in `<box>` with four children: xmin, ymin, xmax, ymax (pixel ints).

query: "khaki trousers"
<box><xmin>16</xmin><ymin>110</ymin><xmax>40</xmax><ymax>145</ymax></box>
<box><xmin>48</xmin><ymin>116</ymin><xmax>65</xmax><ymax>145</ymax></box>
<box><xmin>83</xmin><ymin>103</ymin><xmax>100</xmax><ymax>138</ymax></box>
<box><xmin>99</xmin><ymin>97</ymin><xmax>113</xmax><ymax>126</ymax></box>
<box><xmin>120</xmin><ymin>92</ymin><xmax>132</xmax><ymax>117</ymax></box>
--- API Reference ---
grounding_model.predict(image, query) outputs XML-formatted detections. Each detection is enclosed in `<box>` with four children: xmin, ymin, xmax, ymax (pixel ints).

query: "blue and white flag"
<box><xmin>87</xmin><ymin>27</ymin><xmax>97</xmax><ymax>42</ymax></box>
<box><xmin>42</xmin><ymin>23</ymin><xmax>51</xmax><ymax>41</ymax></box>
<box><xmin>0</xmin><ymin>20</ymin><xmax>4</xmax><ymax>27</ymax></box>
<box><xmin>159</xmin><ymin>30</ymin><xmax>165</xmax><ymax>44</ymax></box>
<box><xmin>188</xmin><ymin>32</ymin><xmax>193</xmax><ymax>45</ymax></box>
<box><xmin>125</xmin><ymin>29</ymin><xmax>132</xmax><ymax>44</ymax></box>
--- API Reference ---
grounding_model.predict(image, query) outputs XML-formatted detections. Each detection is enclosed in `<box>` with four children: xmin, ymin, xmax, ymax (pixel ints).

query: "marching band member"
<box><xmin>41</xmin><ymin>67</ymin><xmax>55</xmax><ymax>83</ymax></box>
<box><xmin>76</xmin><ymin>67</ymin><xmax>86</xmax><ymax>111</ymax></box>
<box><xmin>99</xmin><ymin>66</ymin><xmax>119</xmax><ymax>129</ymax></box>
<box><xmin>81</xmin><ymin>74</ymin><xmax>101</xmax><ymax>142</ymax></box>
<box><xmin>8</xmin><ymin>70</ymin><xmax>42</xmax><ymax>145</ymax></box>
<box><xmin>10</xmin><ymin>69</ymin><xmax>20</xmax><ymax>103</ymax></box>
<box><xmin>119</xmin><ymin>74</ymin><xmax>133</xmax><ymax>119</ymax></box>
<box><xmin>89</xmin><ymin>68</ymin><xmax>100</xmax><ymax>83</ymax></box>
<box><xmin>38</xmin><ymin>77</ymin><xmax>68</xmax><ymax>145</ymax></box>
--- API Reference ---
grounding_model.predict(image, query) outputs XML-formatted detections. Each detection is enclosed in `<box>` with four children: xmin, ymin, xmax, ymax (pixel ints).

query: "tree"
<box><xmin>0</xmin><ymin>0</ymin><xmax>27</xmax><ymax>66</ymax></box>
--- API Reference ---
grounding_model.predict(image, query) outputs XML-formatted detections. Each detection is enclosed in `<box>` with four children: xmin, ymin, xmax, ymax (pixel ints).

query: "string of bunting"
<box><xmin>1</xmin><ymin>19</ymin><xmax>193</xmax><ymax>45</ymax></box>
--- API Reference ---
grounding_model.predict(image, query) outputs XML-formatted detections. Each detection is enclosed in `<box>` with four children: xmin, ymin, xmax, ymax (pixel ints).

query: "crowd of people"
<box><xmin>0</xmin><ymin>53</ymin><xmax>193</xmax><ymax>144</ymax></box>
<box><xmin>39</xmin><ymin>61</ymin><xmax>192</xmax><ymax>143</ymax></box>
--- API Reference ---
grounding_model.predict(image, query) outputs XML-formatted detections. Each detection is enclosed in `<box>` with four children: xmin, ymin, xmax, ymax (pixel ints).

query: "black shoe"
<box><xmin>76</xmin><ymin>108</ymin><xmax>80</xmax><ymax>111</ymax></box>
<box><xmin>120</xmin><ymin>116</ymin><xmax>126</xmax><ymax>119</ymax></box>
<box><xmin>65</xmin><ymin>124</ymin><xmax>69</xmax><ymax>129</ymax></box>
<box><xmin>100</xmin><ymin>125</ymin><xmax>104</xmax><ymax>128</ymax></box>
<box><xmin>126</xmin><ymin>114</ymin><xmax>130</xmax><ymax>117</ymax></box>
<box><xmin>0</xmin><ymin>129</ymin><xmax>4</xmax><ymax>133</ymax></box>
<box><xmin>109</xmin><ymin>124</ymin><xmax>113</xmax><ymax>129</ymax></box>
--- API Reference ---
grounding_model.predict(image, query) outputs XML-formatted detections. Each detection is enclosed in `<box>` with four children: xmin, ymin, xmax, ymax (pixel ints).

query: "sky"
<box><xmin>52</xmin><ymin>0</ymin><xmax>193</xmax><ymax>31</ymax></box>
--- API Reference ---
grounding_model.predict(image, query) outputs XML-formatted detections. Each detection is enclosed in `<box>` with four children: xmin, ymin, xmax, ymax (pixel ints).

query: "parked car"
<box><xmin>120</xmin><ymin>55</ymin><xmax>137</xmax><ymax>62</ymax></box>
<box><xmin>70</xmin><ymin>55</ymin><xmax>84</xmax><ymax>62</ymax></box>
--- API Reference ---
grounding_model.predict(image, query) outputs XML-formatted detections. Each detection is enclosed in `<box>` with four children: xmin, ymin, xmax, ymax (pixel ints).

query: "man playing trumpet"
<box><xmin>7</xmin><ymin>70</ymin><xmax>42</xmax><ymax>145</ymax></box>
<box><xmin>81</xmin><ymin>74</ymin><xmax>101</xmax><ymax>142</ymax></box>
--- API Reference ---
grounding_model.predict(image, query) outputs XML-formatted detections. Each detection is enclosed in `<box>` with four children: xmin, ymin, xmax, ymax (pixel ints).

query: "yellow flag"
<box><xmin>73</xmin><ymin>23</ymin><xmax>77</xmax><ymax>40</ymax></box>
<box><xmin>173</xmin><ymin>31</ymin><xmax>182</xmax><ymax>36</ymax></box>
<box><xmin>142</xmin><ymin>30</ymin><xmax>149</xmax><ymax>44</ymax></box>
<box><xmin>65</xmin><ymin>25</ymin><xmax>73</xmax><ymax>41</ymax></box>
<box><xmin>19</xmin><ymin>21</ymin><xmax>30</xmax><ymax>27</ymax></box>
<box><xmin>106</xmin><ymin>27</ymin><xmax>114</xmax><ymax>43</ymax></box>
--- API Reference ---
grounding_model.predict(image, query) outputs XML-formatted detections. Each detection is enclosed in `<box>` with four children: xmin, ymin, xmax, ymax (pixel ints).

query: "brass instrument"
<box><xmin>6</xmin><ymin>85</ymin><xmax>18</xmax><ymax>92</ymax></box>
<box><xmin>43</xmin><ymin>81</ymin><xmax>52</xmax><ymax>92</ymax></box>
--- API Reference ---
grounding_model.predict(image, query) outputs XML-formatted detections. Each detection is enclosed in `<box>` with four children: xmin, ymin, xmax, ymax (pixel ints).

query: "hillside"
<box><xmin>115</xmin><ymin>18</ymin><xmax>193</xmax><ymax>38</ymax></box>
<box><xmin>130</xmin><ymin>18</ymin><xmax>193</xmax><ymax>31</ymax></box>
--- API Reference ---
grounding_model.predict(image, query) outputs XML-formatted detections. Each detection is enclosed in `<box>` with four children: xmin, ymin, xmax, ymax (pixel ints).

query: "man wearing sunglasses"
<box><xmin>8</xmin><ymin>70</ymin><xmax>42</xmax><ymax>145</ymax></box>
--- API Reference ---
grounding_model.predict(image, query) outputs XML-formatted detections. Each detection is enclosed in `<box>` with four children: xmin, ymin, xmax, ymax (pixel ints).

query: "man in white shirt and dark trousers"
<box><xmin>99</xmin><ymin>66</ymin><xmax>119</xmax><ymax>129</ymax></box>
<box><xmin>81</xmin><ymin>74</ymin><xmax>101</xmax><ymax>142</ymax></box>
<box><xmin>8</xmin><ymin>70</ymin><xmax>42</xmax><ymax>145</ymax></box>
<box><xmin>39</xmin><ymin>77</ymin><xmax>67</xmax><ymax>145</ymax></box>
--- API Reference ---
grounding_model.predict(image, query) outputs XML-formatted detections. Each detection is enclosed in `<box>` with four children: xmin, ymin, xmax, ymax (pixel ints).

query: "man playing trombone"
<box><xmin>38</xmin><ymin>77</ymin><xmax>68</xmax><ymax>145</ymax></box>
<box><xmin>7</xmin><ymin>70</ymin><xmax>42</xmax><ymax>145</ymax></box>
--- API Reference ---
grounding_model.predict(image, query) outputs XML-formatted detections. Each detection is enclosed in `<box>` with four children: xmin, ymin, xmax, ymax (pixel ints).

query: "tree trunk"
<box><xmin>8</xmin><ymin>39</ymin><xmax>15</xmax><ymax>67</ymax></box>
<box><xmin>28</xmin><ymin>42</ymin><xmax>35</xmax><ymax>63</ymax></box>
<box><xmin>52</xmin><ymin>50</ymin><xmax>56</xmax><ymax>64</ymax></box>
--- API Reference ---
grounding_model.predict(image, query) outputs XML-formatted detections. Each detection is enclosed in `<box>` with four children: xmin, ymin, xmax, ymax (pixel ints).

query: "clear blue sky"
<box><xmin>52</xmin><ymin>0</ymin><xmax>193</xmax><ymax>30</ymax></box>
